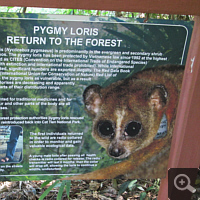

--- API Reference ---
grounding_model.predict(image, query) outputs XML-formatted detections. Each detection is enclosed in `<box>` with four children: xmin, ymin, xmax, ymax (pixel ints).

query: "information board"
<box><xmin>0</xmin><ymin>13</ymin><xmax>193</xmax><ymax>180</ymax></box>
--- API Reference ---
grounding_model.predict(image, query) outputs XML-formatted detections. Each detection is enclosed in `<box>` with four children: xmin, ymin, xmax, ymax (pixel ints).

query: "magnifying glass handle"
<box><xmin>187</xmin><ymin>185</ymin><xmax>196</xmax><ymax>193</ymax></box>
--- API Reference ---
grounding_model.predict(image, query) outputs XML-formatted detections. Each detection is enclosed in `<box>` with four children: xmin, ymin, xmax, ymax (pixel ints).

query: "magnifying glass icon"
<box><xmin>174</xmin><ymin>174</ymin><xmax>196</xmax><ymax>193</ymax></box>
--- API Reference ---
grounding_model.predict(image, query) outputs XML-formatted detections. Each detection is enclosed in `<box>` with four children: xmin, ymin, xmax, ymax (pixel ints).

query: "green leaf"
<box><xmin>57</xmin><ymin>180</ymin><xmax>67</xmax><ymax>200</ymax></box>
<box><xmin>65</xmin><ymin>180</ymin><xmax>71</xmax><ymax>199</ymax></box>
<box><xmin>128</xmin><ymin>179</ymin><xmax>137</xmax><ymax>190</ymax></box>
<box><xmin>7</xmin><ymin>7</ymin><xmax>14</xmax><ymax>9</ymax></box>
<box><xmin>146</xmin><ymin>185</ymin><xmax>158</xmax><ymax>191</ymax></box>
<box><xmin>195</xmin><ymin>179</ymin><xmax>200</xmax><ymax>185</ymax></box>
<box><xmin>39</xmin><ymin>180</ymin><xmax>60</xmax><ymax>200</ymax></box>
<box><xmin>140</xmin><ymin>192</ymin><xmax>147</xmax><ymax>200</ymax></box>
<box><xmin>118</xmin><ymin>181</ymin><xmax>131</xmax><ymax>195</ymax></box>
<box><xmin>40</xmin><ymin>180</ymin><xmax>52</xmax><ymax>189</ymax></box>
<box><xmin>137</xmin><ymin>186</ymin><xmax>145</xmax><ymax>191</ymax></box>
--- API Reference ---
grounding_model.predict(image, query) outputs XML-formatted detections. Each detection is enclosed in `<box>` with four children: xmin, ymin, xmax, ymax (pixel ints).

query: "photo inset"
<box><xmin>0</xmin><ymin>126</ymin><xmax>23</xmax><ymax>164</ymax></box>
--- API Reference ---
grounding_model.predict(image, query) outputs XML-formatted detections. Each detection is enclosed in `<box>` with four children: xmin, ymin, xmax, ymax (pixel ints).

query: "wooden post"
<box><xmin>158</xmin><ymin>15</ymin><xmax>200</xmax><ymax>199</ymax></box>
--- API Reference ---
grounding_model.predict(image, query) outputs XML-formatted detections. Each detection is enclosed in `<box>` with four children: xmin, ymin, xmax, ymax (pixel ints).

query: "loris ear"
<box><xmin>83</xmin><ymin>84</ymin><xmax>102</xmax><ymax>117</ymax></box>
<box><xmin>148</xmin><ymin>85</ymin><xmax>168</xmax><ymax>111</ymax></box>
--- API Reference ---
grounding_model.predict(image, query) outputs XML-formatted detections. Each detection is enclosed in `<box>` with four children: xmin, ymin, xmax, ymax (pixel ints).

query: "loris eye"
<box><xmin>98</xmin><ymin>120</ymin><xmax>114</xmax><ymax>137</ymax></box>
<box><xmin>125</xmin><ymin>121</ymin><xmax>141</xmax><ymax>137</ymax></box>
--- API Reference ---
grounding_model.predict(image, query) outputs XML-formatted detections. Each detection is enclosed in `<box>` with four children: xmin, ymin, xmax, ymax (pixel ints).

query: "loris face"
<box><xmin>83</xmin><ymin>77</ymin><xmax>168</xmax><ymax>159</ymax></box>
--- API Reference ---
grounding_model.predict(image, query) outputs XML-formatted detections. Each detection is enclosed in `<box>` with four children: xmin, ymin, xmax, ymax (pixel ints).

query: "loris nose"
<box><xmin>109</xmin><ymin>147</ymin><xmax>124</xmax><ymax>157</ymax></box>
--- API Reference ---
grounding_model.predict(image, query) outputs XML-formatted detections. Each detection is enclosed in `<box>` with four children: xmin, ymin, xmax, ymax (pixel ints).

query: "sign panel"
<box><xmin>0</xmin><ymin>13</ymin><xmax>193</xmax><ymax>180</ymax></box>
